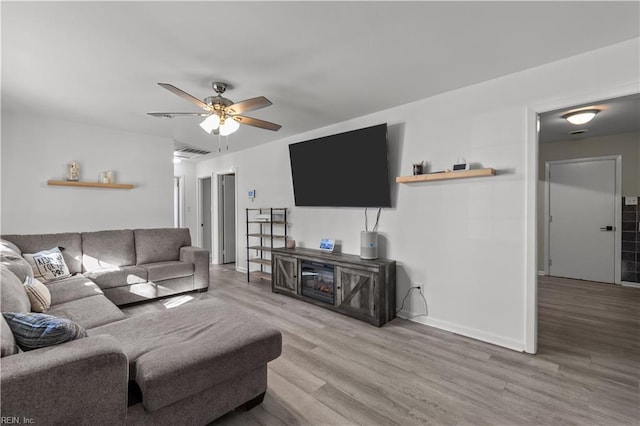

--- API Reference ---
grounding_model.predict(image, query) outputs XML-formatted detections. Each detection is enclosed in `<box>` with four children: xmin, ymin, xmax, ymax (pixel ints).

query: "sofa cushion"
<box><xmin>47</xmin><ymin>295</ymin><xmax>126</xmax><ymax>329</ymax></box>
<box><xmin>45</xmin><ymin>274</ymin><xmax>105</xmax><ymax>306</ymax></box>
<box><xmin>0</xmin><ymin>238</ymin><xmax>21</xmax><ymax>255</ymax></box>
<box><xmin>24</xmin><ymin>277</ymin><xmax>51</xmax><ymax>313</ymax></box>
<box><xmin>0</xmin><ymin>265</ymin><xmax>31</xmax><ymax>314</ymax></box>
<box><xmin>141</xmin><ymin>261</ymin><xmax>194</xmax><ymax>282</ymax></box>
<box><xmin>2</xmin><ymin>312</ymin><xmax>87</xmax><ymax>351</ymax></box>
<box><xmin>23</xmin><ymin>247</ymin><xmax>72</xmax><ymax>282</ymax></box>
<box><xmin>89</xmin><ymin>300</ymin><xmax>282</xmax><ymax>412</ymax></box>
<box><xmin>81</xmin><ymin>230</ymin><xmax>136</xmax><ymax>271</ymax></box>
<box><xmin>2</xmin><ymin>233</ymin><xmax>83</xmax><ymax>274</ymax></box>
<box><xmin>84</xmin><ymin>266</ymin><xmax>148</xmax><ymax>290</ymax></box>
<box><xmin>0</xmin><ymin>251</ymin><xmax>33</xmax><ymax>282</ymax></box>
<box><xmin>134</xmin><ymin>228</ymin><xmax>191</xmax><ymax>265</ymax></box>
<box><xmin>1</xmin><ymin>316</ymin><xmax>19</xmax><ymax>357</ymax></box>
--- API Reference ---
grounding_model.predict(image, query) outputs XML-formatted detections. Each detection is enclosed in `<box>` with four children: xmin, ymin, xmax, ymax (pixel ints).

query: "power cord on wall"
<box><xmin>396</xmin><ymin>286</ymin><xmax>428</xmax><ymax>318</ymax></box>
<box><xmin>364</xmin><ymin>207</ymin><xmax>382</xmax><ymax>232</ymax></box>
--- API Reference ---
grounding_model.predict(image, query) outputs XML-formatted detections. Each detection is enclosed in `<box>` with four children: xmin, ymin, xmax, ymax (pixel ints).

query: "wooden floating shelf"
<box><xmin>48</xmin><ymin>180</ymin><xmax>134</xmax><ymax>189</ymax></box>
<box><xmin>396</xmin><ymin>168</ymin><xmax>496</xmax><ymax>184</ymax></box>
<box><xmin>247</xmin><ymin>233</ymin><xmax>287</xmax><ymax>239</ymax></box>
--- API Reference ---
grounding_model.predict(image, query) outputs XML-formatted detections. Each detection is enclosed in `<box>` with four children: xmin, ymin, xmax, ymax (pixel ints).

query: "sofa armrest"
<box><xmin>0</xmin><ymin>335</ymin><xmax>128</xmax><ymax>425</ymax></box>
<box><xmin>180</xmin><ymin>246</ymin><xmax>209</xmax><ymax>290</ymax></box>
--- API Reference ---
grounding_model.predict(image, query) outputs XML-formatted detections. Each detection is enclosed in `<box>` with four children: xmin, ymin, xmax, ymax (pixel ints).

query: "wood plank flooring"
<box><xmin>122</xmin><ymin>268</ymin><xmax>640</xmax><ymax>425</ymax></box>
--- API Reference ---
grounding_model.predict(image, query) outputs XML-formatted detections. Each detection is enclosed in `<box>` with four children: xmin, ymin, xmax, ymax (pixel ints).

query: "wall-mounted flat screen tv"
<box><xmin>288</xmin><ymin>123</ymin><xmax>391</xmax><ymax>207</ymax></box>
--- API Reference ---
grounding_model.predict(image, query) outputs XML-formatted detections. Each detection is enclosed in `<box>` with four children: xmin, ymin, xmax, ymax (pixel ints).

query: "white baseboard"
<box><xmin>537</xmin><ymin>270</ymin><xmax>546</xmax><ymax>276</ymax></box>
<box><xmin>621</xmin><ymin>281</ymin><xmax>640</xmax><ymax>289</ymax></box>
<box><xmin>236</xmin><ymin>266</ymin><xmax>248</xmax><ymax>273</ymax></box>
<box><xmin>397</xmin><ymin>310</ymin><xmax>525</xmax><ymax>352</ymax></box>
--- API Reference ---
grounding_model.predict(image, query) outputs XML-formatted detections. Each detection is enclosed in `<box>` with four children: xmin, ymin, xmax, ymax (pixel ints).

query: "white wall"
<box><xmin>1</xmin><ymin>114</ymin><xmax>174</xmax><ymax>234</ymax></box>
<box><xmin>173</xmin><ymin>160</ymin><xmax>198</xmax><ymax>244</ymax></box>
<box><xmin>195</xmin><ymin>39</ymin><xmax>639</xmax><ymax>351</ymax></box>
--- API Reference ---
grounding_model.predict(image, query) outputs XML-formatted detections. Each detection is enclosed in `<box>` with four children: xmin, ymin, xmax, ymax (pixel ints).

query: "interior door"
<box><xmin>200</xmin><ymin>177</ymin><xmax>212</xmax><ymax>257</ymax></box>
<box><xmin>220</xmin><ymin>174</ymin><xmax>236</xmax><ymax>264</ymax></box>
<box><xmin>548</xmin><ymin>159</ymin><xmax>616</xmax><ymax>283</ymax></box>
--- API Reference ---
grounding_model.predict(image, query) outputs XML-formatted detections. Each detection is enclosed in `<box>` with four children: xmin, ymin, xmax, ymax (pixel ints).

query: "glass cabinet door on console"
<box><xmin>335</xmin><ymin>266</ymin><xmax>377</xmax><ymax>321</ymax></box>
<box><xmin>272</xmin><ymin>255</ymin><xmax>298</xmax><ymax>294</ymax></box>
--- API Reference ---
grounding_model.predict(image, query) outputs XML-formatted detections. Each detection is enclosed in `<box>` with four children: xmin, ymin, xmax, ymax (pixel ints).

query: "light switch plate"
<box><xmin>625</xmin><ymin>196</ymin><xmax>638</xmax><ymax>206</ymax></box>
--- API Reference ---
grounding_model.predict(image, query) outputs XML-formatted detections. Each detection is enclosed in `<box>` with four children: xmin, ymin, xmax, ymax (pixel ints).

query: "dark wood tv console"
<box><xmin>271</xmin><ymin>247</ymin><xmax>396</xmax><ymax>327</ymax></box>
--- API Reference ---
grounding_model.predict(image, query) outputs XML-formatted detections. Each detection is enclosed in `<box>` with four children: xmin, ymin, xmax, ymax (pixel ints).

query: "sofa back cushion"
<box><xmin>2</xmin><ymin>233</ymin><xmax>83</xmax><ymax>274</ymax></box>
<box><xmin>82</xmin><ymin>230</ymin><xmax>136</xmax><ymax>271</ymax></box>
<box><xmin>0</xmin><ymin>265</ymin><xmax>31</xmax><ymax>314</ymax></box>
<box><xmin>134</xmin><ymin>228</ymin><xmax>191</xmax><ymax>265</ymax></box>
<box><xmin>0</xmin><ymin>251</ymin><xmax>33</xmax><ymax>283</ymax></box>
<box><xmin>1</xmin><ymin>238</ymin><xmax>22</xmax><ymax>255</ymax></box>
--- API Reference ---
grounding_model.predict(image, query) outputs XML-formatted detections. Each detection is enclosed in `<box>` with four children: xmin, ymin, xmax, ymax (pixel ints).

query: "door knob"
<box><xmin>599</xmin><ymin>226</ymin><xmax>615</xmax><ymax>231</ymax></box>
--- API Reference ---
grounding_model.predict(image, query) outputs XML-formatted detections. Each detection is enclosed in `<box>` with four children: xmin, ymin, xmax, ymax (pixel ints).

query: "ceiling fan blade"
<box><xmin>147</xmin><ymin>112</ymin><xmax>210</xmax><ymax>118</ymax></box>
<box><xmin>158</xmin><ymin>83</ymin><xmax>210</xmax><ymax>111</ymax></box>
<box><xmin>226</xmin><ymin>96</ymin><xmax>272</xmax><ymax>115</ymax></box>
<box><xmin>235</xmin><ymin>115</ymin><xmax>282</xmax><ymax>131</ymax></box>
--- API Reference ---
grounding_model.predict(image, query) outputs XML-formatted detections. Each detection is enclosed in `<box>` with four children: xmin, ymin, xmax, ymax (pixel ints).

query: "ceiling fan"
<box><xmin>148</xmin><ymin>82</ymin><xmax>282</xmax><ymax>139</ymax></box>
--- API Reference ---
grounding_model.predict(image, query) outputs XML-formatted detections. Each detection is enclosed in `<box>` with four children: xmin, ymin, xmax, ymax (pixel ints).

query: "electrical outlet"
<box><xmin>415</xmin><ymin>283</ymin><xmax>424</xmax><ymax>294</ymax></box>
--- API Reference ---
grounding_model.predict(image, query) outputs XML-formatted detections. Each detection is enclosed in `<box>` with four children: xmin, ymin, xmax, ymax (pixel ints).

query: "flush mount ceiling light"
<box><xmin>148</xmin><ymin>82</ymin><xmax>281</xmax><ymax>152</ymax></box>
<box><xmin>562</xmin><ymin>109</ymin><xmax>600</xmax><ymax>125</ymax></box>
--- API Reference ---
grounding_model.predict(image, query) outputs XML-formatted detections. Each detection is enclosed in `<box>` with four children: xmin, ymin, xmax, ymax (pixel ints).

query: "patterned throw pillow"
<box><xmin>2</xmin><ymin>312</ymin><xmax>87</xmax><ymax>351</ymax></box>
<box><xmin>23</xmin><ymin>276</ymin><xmax>51</xmax><ymax>313</ymax></box>
<box><xmin>23</xmin><ymin>247</ymin><xmax>71</xmax><ymax>282</ymax></box>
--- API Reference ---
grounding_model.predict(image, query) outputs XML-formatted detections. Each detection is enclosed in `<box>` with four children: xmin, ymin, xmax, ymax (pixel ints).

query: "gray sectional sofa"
<box><xmin>3</xmin><ymin>228</ymin><xmax>209</xmax><ymax>306</ymax></box>
<box><xmin>0</xmin><ymin>228</ymin><xmax>283</xmax><ymax>425</ymax></box>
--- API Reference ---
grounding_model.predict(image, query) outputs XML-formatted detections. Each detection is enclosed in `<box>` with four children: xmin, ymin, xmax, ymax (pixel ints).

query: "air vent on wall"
<box><xmin>173</xmin><ymin>146</ymin><xmax>211</xmax><ymax>160</ymax></box>
<box><xmin>569</xmin><ymin>129</ymin><xmax>589</xmax><ymax>136</ymax></box>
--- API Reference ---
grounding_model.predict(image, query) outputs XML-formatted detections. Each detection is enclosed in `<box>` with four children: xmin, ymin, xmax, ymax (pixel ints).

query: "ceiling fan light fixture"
<box><xmin>219</xmin><ymin>117</ymin><xmax>240</xmax><ymax>136</ymax></box>
<box><xmin>562</xmin><ymin>109</ymin><xmax>600</xmax><ymax>125</ymax></box>
<box><xmin>199</xmin><ymin>114</ymin><xmax>220</xmax><ymax>134</ymax></box>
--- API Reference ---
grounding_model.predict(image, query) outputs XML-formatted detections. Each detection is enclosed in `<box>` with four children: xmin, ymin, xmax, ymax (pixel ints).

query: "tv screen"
<box><xmin>288</xmin><ymin>123</ymin><xmax>391</xmax><ymax>207</ymax></box>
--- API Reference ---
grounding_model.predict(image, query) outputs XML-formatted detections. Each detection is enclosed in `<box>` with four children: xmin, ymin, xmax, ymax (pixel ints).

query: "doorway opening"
<box><xmin>217</xmin><ymin>173</ymin><xmax>236</xmax><ymax>265</ymax></box>
<box><xmin>198</xmin><ymin>176</ymin><xmax>212</xmax><ymax>261</ymax></box>
<box><xmin>173</xmin><ymin>176</ymin><xmax>184</xmax><ymax>228</ymax></box>
<box><xmin>530</xmin><ymin>92</ymin><xmax>640</xmax><ymax>354</ymax></box>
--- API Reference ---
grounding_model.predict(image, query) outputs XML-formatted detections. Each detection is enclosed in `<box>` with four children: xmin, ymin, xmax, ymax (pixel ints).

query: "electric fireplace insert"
<box><xmin>301</xmin><ymin>260</ymin><xmax>335</xmax><ymax>304</ymax></box>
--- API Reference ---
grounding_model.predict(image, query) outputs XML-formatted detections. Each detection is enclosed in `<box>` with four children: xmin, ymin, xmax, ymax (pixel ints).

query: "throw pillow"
<box><xmin>23</xmin><ymin>276</ymin><xmax>51</xmax><ymax>313</ymax></box>
<box><xmin>2</xmin><ymin>312</ymin><xmax>87</xmax><ymax>351</ymax></box>
<box><xmin>23</xmin><ymin>247</ymin><xmax>71</xmax><ymax>282</ymax></box>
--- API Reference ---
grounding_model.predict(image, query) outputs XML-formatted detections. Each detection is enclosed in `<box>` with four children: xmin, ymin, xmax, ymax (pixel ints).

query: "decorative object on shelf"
<box><xmin>99</xmin><ymin>171</ymin><xmax>114</xmax><ymax>184</ymax></box>
<box><xmin>412</xmin><ymin>161</ymin><xmax>424</xmax><ymax>175</ymax></box>
<box><xmin>396</xmin><ymin>168</ymin><xmax>496</xmax><ymax>183</ymax></box>
<box><xmin>286</xmin><ymin>239</ymin><xmax>296</xmax><ymax>249</ymax></box>
<box><xmin>66</xmin><ymin>161</ymin><xmax>80</xmax><ymax>181</ymax></box>
<box><xmin>452</xmin><ymin>158</ymin><xmax>470</xmax><ymax>171</ymax></box>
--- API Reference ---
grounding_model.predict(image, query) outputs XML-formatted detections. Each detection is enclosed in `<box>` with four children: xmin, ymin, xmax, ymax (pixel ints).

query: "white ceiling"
<box><xmin>539</xmin><ymin>94</ymin><xmax>640</xmax><ymax>143</ymax></box>
<box><xmin>3</xmin><ymin>1</ymin><xmax>639</xmax><ymax>157</ymax></box>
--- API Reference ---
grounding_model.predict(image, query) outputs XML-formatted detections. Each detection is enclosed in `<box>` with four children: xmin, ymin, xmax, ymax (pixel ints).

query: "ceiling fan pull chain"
<box><xmin>218</xmin><ymin>133</ymin><xmax>222</xmax><ymax>152</ymax></box>
<box><xmin>226</xmin><ymin>135</ymin><xmax>229</xmax><ymax>151</ymax></box>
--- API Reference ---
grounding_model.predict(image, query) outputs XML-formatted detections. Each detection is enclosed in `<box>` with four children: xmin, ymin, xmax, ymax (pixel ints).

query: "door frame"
<box><xmin>173</xmin><ymin>175</ymin><xmax>185</xmax><ymax>228</ymax></box>
<box><xmin>212</xmin><ymin>167</ymin><xmax>238</xmax><ymax>266</ymax></box>
<box><xmin>543</xmin><ymin>156</ymin><xmax>622</xmax><ymax>283</ymax></box>
<box><xmin>525</xmin><ymin>82</ymin><xmax>639</xmax><ymax>354</ymax></box>
<box><xmin>196</xmin><ymin>175</ymin><xmax>213</xmax><ymax>252</ymax></box>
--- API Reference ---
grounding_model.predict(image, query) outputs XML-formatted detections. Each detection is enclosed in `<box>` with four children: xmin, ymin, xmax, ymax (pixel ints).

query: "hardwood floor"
<box><xmin>123</xmin><ymin>268</ymin><xmax>640</xmax><ymax>425</ymax></box>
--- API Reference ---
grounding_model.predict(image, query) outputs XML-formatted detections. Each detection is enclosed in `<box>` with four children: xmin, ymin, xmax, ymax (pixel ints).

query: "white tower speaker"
<box><xmin>360</xmin><ymin>231</ymin><xmax>378</xmax><ymax>260</ymax></box>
